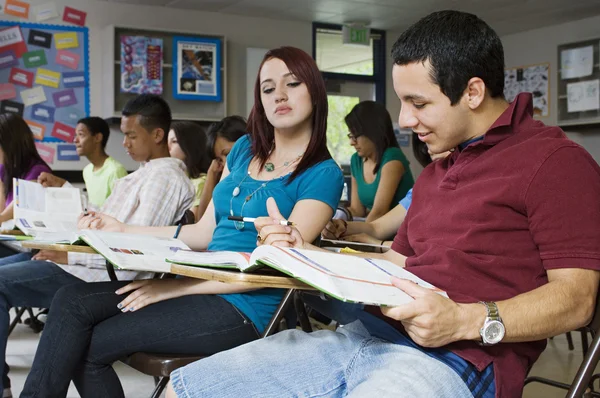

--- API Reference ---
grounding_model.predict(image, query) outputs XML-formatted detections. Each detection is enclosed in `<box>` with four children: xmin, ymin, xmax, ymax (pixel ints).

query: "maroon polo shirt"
<box><xmin>368</xmin><ymin>93</ymin><xmax>600</xmax><ymax>397</ymax></box>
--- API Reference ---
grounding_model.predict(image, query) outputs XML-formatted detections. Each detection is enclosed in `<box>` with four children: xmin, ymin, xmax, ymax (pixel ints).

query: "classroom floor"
<box><xmin>6</xmin><ymin>310</ymin><xmax>600</xmax><ymax>397</ymax></box>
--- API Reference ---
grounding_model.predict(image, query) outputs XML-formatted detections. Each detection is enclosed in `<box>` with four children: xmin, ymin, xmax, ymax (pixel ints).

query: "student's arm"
<box><xmin>0</xmin><ymin>183</ymin><xmax>5</xmax><ymax>214</ymax></box>
<box><xmin>84</xmin><ymin>165</ymin><xmax>232</xmax><ymax>251</ymax></box>
<box><xmin>347</xmin><ymin>175</ymin><xmax>365</xmax><ymax>218</ymax></box>
<box><xmin>193</xmin><ymin>160</ymin><xmax>223</xmax><ymax>221</ymax></box>
<box><xmin>382</xmin><ymin>268</ymin><xmax>599</xmax><ymax>348</ymax></box>
<box><xmin>347</xmin><ymin>203</ymin><xmax>407</xmax><ymax>239</ymax></box>
<box><xmin>38</xmin><ymin>172</ymin><xmax>67</xmax><ymax>188</ymax></box>
<box><xmin>366</xmin><ymin>160</ymin><xmax>404</xmax><ymax>222</ymax></box>
<box><xmin>0</xmin><ymin>202</ymin><xmax>13</xmax><ymax>223</ymax></box>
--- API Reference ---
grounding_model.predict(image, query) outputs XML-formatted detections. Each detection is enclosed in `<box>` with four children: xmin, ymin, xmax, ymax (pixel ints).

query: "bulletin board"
<box><xmin>504</xmin><ymin>63</ymin><xmax>550</xmax><ymax>118</ymax></box>
<box><xmin>0</xmin><ymin>21</ymin><xmax>89</xmax><ymax>149</ymax></box>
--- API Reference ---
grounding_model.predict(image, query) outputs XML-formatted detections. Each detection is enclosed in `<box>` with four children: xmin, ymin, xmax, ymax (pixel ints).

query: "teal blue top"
<box><xmin>350</xmin><ymin>147</ymin><xmax>414</xmax><ymax>212</ymax></box>
<box><xmin>212</xmin><ymin>135</ymin><xmax>344</xmax><ymax>333</ymax></box>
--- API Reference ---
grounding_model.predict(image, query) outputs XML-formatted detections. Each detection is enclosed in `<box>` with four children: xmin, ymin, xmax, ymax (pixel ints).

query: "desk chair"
<box><xmin>524</xmin><ymin>292</ymin><xmax>600</xmax><ymax>397</ymax></box>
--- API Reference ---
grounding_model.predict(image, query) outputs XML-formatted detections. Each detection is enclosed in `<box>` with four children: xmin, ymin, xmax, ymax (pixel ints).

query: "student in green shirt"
<box><xmin>167</xmin><ymin>121</ymin><xmax>210</xmax><ymax>221</ymax></box>
<box><xmin>345</xmin><ymin>101</ymin><xmax>414</xmax><ymax>222</ymax></box>
<box><xmin>39</xmin><ymin>117</ymin><xmax>128</xmax><ymax>208</ymax></box>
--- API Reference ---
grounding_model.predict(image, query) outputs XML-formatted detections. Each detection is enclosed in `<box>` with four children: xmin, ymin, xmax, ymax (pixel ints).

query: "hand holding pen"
<box><xmin>252</xmin><ymin>198</ymin><xmax>304</xmax><ymax>248</ymax></box>
<box><xmin>227</xmin><ymin>216</ymin><xmax>295</xmax><ymax>227</ymax></box>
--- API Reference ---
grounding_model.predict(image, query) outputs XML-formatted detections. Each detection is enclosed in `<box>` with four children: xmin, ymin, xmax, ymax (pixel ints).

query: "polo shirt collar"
<box><xmin>481</xmin><ymin>92</ymin><xmax>533</xmax><ymax>147</ymax></box>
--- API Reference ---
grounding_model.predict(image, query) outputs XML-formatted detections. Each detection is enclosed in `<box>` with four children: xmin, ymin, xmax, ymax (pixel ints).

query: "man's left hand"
<box><xmin>381</xmin><ymin>277</ymin><xmax>480</xmax><ymax>348</ymax></box>
<box><xmin>32</xmin><ymin>250</ymin><xmax>68</xmax><ymax>264</ymax></box>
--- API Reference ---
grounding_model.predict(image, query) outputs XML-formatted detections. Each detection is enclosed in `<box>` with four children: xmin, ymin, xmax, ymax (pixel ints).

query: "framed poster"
<box><xmin>120</xmin><ymin>35</ymin><xmax>163</xmax><ymax>95</ymax></box>
<box><xmin>172</xmin><ymin>36</ymin><xmax>221</xmax><ymax>102</ymax></box>
<box><xmin>0</xmin><ymin>21</ymin><xmax>90</xmax><ymax>146</ymax></box>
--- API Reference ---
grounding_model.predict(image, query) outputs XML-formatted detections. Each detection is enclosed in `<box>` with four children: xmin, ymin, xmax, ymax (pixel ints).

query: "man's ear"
<box><xmin>153</xmin><ymin>128</ymin><xmax>165</xmax><ymax>144</ymax></box>
<box><xmin>464</xmin><ymin>77</ymin><xmax>486</xmax><ymax>110</ymax></box>
<box><xmin>94</xmin><ymin>133</ymin><xmax>104</xmax><ymax>145</ymax></box>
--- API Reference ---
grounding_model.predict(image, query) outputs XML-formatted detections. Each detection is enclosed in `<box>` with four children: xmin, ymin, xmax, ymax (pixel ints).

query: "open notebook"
<box><xmin>13</xmin><ymin>178</ymin><xmax>82</xmax><ymax>243</ymax></box>
<box><xmin>167</xmin><ymin>246</ymin><xmax>446</xmax><ymax>307</ymax></box>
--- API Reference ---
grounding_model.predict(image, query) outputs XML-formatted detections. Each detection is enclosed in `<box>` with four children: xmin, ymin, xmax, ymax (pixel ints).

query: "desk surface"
<box><xmin>0</xmin><ymin>229</ymin><xmax>24</xmax><ymax>236</ymax></box>
<box><xmin>21</xmin><ymin>241</ymin><xmax>312</xmax><ymax>289</ymax></box>
<box><xmin>21</xmin><ymin>241</ymin><xmax>98</xmax><ymax>254</ymax></box>
<box><xmin>170</xmin><ymin>263</ymin><xmax>314</xmax><ymax>290</ymax></box>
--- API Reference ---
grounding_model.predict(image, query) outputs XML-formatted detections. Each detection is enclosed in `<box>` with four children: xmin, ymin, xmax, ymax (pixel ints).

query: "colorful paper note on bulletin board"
<box><xmin>120</xmin><ymin>36</ymin><xmax>163</xmax><ymax>95</ymax></box>
<box><xmin>0</xmin><ymin>21</ymin><xmax>89</xmax><ymax>149</ymax></box>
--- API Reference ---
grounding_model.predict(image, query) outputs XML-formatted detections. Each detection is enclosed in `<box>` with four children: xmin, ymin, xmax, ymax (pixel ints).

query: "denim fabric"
<box><xmin>21</xmin><ymin>281</ymin><xmax>260</xmax><ymax>398</ymax></box>
<box><xmin>0</xmin><ymin>252</ymin><xmax>32</xmax><ymax>266</ymax></box>
<box><xmin>0</xmin><ymin>260</ymin><xmax>83</xmax><ymax>391</ymax></box>
<box><xmin>171</xmin><ymin>320</ymin><xmax>474</xmax><ymax>398</ymax></box>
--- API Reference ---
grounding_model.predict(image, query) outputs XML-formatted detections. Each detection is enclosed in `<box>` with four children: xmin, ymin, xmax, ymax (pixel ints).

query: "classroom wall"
<box><xmin>2</xmin><ymin>0</ymin><xmax>311</xmax><ymax>170</ymax></box>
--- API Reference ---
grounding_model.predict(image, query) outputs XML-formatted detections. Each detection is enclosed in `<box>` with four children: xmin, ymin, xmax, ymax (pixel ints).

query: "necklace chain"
<box><xmin>229</xmin><ymin>171</ymin><xmax>270</xmax><ymax>231</ymax></box>
<box><xmin>264</xmin><ymin>153</ymin><xmax>303</xmax><ymax>172</ymax></box>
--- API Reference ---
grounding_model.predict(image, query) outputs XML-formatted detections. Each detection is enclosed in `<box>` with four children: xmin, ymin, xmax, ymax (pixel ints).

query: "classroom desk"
<box><xmin>20</xmin><ymin>241</ymin><xmax>313</xmax><ymax>290</ymax></box>
<box><xmin>21</xmin><ymin>241</ymin><xmax>97</xmax><ymax>254</ymax></box>
<box><xmin>0</xmin><ymin>229</ymin><xmax>25</xmax><ymax>236</ymax></box>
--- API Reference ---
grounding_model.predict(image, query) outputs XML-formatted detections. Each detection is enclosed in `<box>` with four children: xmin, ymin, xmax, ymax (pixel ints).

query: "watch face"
<box><xmin>484</xmin><ymin>321</ymin><xmax>505</xmax><ymax>344</ymax></box>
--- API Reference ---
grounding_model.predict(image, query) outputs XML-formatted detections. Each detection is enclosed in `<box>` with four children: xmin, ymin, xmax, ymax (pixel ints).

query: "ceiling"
<box><xmin>101</xmin><ymin>0</ymin><xmax>600</xmax><ymax>35</ymax></box>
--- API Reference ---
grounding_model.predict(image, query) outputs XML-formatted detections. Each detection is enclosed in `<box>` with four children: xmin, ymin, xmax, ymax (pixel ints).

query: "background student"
<box><xmin>0</xmin><ymin>94</ymin><xmax>195</xmax><ymax>397</ymax></box>
<box><xmin>19</xmin><ymin>46</ymin><xmax>343</xmax><ymax>398</ymax></box>
<box><xmin>167</xmin><ymin>121</ymin><xmax>211</xmax><ymax>220</ymax></box>
<box><xmin>0</xmin><ymin>114</ymin><xmax>52</xmax><ymax>260</ymax></box>
<box><xmin>324</xmin><ymin>135</ymin><xmax>450</xmax><ymax>246</ymax></box>
<box><xmin>0</xmin><ymin>114</ymin><xmax>52</xmax><ymax>226</ymax></box>
<box><xmin>342</xmin><ymin>101</ymin><xmax>414</xmax><ymax>222</ymax></box>
<box><xmin>38</xmin><ymin>117</ymin><xmax>128</xmax><ymax>208</ymax></box>
<box><xmin>194</xmin><ymin>115</ymin><xmax>248</xmax><ymax>220</ymax></box>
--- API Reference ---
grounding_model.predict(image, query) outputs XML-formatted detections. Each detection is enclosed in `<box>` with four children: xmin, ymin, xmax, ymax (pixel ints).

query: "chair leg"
<box><xmin>150</xmin><ymin>377</ymin><xmax>169</xmax><ymax>398</ymax></box>
<box><xmin>567</xmin><ymin>332</ymin><xmax>600</xmax><ymax>398</ymax></box>
<box><xmin>582</xmin><ymin>331</ymin><xmax>590</xmax><ymax>355</ymax></box>
<box><xmin>8</xmin><ymin>307</ymin><xmax>27</xmax><ymax>336</ymax></box>
<box><xmin>293</xmin><ymin>292</ymin><xmax>312</xmax><ymax>333</ymax></box>
<box><xmin>567</xmin><ymin>332</ymin><xmax>575</xmax><ymax>350</ymax></box>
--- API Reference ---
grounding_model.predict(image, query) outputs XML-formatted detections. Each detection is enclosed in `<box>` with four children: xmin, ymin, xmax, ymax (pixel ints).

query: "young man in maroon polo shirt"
<box><xmin>165</xmin><ymin>10</ymin><xmax>600</xmax><ymax>398</ymax></box>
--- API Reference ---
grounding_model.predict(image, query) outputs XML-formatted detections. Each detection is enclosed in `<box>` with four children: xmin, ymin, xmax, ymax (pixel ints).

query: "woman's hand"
<box><xmin>32</xmin><ymin>250</ymin><xmax>68</xmax><ymax>264</ymax></box>
<box><xmin>208</xmin><ymin>159</ymin><xmax>224</xmax><ymax>179</ymax></box>
<box><xmin>78</xmin><ymin>212</ymin><xmax>125</xmax><ymax>232</ymax></box>
<box><xmin>255</xmin><ymin>197</ymin><xmax>304</xmax><ymax>248</ymax></box>
<box><xmin>115</xmin><ymin>279</ymin><xmax>191</xmax><ymax>312</ymax></box>
<box><xmin>344</xmin><ymin>233</ymin><xmax>381</xmax><ymax>245</ymax></box>
<box><xmin>321</xmin><ymin>219</ymin><xmax>347</xmax><ymax>240</ymax></box>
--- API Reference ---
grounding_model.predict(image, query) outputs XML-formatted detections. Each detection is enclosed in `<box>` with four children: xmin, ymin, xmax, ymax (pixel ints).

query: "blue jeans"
<box><xmin>21</xmin><ymin>281</ymin><xmax>261</xmax><ymax>398</ymax></box>
<box><xmin>0</xmin><ymin>260</ymin><xmax>83</xmax><ymax>391</ymax></box>
<box><xmin>170</xmin><ymin>320</ymin><xmax>474</xmax><ymax>398</ymax></box>
<box><xmin>0</xmin><ymin>252</ymin><xmax>33</xmax><ymax>266</ymax></box>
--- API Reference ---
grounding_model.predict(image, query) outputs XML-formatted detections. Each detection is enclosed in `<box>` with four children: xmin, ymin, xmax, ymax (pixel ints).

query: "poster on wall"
<box><xmin>0</xmin><ymin>21</ymin><xmax>89</xmax><ymax>163</ymax></box>
<box><xmin>172</xmin><ymin>36</ymin><xmax>221</xmax><ymax>101</ymax></box>
<box><xmin>504</xmin><ymin>63</ymin><xmax>549</xmax><ymax>117</ymax></box>
<box><xmin>120</xmin><ymin>35</ymin><xmax>163</xmax><ymax>95</ymax></box>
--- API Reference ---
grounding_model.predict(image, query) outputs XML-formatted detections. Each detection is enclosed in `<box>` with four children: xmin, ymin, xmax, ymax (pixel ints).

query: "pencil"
<box><xmin>227</xmin><ymin>216</ymin><xmax>295</xmax><ymax>226</ymax></box>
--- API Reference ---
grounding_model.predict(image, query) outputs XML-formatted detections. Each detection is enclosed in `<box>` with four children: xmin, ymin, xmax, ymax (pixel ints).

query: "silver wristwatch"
<box><xmin>479</xmin><ymin>301</ymin><xmax>505</xmax><ymax>345</ymax></box>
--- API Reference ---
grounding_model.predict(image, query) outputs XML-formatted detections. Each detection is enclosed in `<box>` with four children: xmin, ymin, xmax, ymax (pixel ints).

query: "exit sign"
<box><xmin>342</xmin><ymin>25</ymin><xmax>370</xmax><ymax>46</ymax></box>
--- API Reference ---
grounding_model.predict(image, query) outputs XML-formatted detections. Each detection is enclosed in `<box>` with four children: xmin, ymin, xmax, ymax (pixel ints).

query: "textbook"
<box><xmin>13</xmin><ymin>178</ymin><xmax>82</xmax><ymax>243</ymax></box>
<box><xmin>79</xmin><ymin>230</ymin><xmax>191</xmax><ymax>273</ymax></box>
<box><xmin>167</xmin><ymin>246</ymin><xmax>447</xmax><ymax>307</ymax></box>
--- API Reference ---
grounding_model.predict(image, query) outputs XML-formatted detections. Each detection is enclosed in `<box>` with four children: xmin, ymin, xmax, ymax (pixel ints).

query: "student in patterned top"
<box><xmin>0</xmin><ymin>114</ymin><xmax>51</xmax><ymax>225</ymax></box>
<box><xmin>0</xmin><ymin>94</ymin><xmax>194</xmax><ymax>397</ymax></box>
<box><xmin>39</xmin><ymin>117</ymin><xmax>128</xmax><ymax>208</ymax></box>
<box><xmin>167</xmin><ymin>121</ymin><xmax>210</xmax><ymax>221</ymax></box>
<box><xmin>164</xmin><ymin>11</ymin><xmax>600</xmax><ymax>398</ymax></box>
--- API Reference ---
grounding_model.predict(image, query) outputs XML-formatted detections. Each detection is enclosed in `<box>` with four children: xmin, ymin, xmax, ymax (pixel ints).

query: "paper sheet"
<box><xmin>567</xmin><ymin>80</ymin><xmax>600</xmax><ymax>113</ymax></box>
<box><xmin>34</xmin><ymin>2</ymin><xmax>58</xmax><ymax>22</ymax></box>
<box><xmin>561</xmin><ymin>46</ymin><xmax>594</xmax><ymax>79</ymax></box>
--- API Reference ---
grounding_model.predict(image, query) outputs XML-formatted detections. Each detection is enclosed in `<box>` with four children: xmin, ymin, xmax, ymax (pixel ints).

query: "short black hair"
<box><xmin>206</xmin><ymin>115</ymin><xmax>247</xmax><ymax>159</ymax></box>
<box><xmin>122</xmin><ymin>94</ymin><xmax>172</xmax><ymax>143</ymax></box>
<box><xmin>345</xmin><ymin>101</ymin><xmax>399</xmax><ymax>174</ymax></box>
<box><xmin>391</xmin><ymin>10</ymin><xmax>505</xmax><ymax>105</ymax></box>
<box><xmin>77</xmin><ymin>116</ymin><xmax>110</xmax><ymax>149</ymax></box>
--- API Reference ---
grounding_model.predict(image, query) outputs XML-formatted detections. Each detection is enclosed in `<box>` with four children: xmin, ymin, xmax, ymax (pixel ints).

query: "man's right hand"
<box><xmin>321</xmin><ymin>219</ymin><xmax>347</xmax><ymax>240</ymax></box>
<box><xmin>38</xmin><ymin>172</ymin><xmax>66</xmax><ymax>188</ymax></box>
<box><xmin>78</xmin><ymin>212</ymin><xmax>125</xmax><ymax>232</ymax></box>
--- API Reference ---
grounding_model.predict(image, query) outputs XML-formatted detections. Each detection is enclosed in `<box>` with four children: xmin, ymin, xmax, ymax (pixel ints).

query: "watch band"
<box><xmin>479</xmin><ymin>301</ymin><xmax>501</xmax><ymax>321</ymax></box>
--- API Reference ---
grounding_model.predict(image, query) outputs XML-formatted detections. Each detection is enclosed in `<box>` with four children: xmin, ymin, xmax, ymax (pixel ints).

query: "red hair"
<box><xmin>247</xmin><ymin>46</ymin><xmax>331</xmax><ymax>183</ymax></box>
